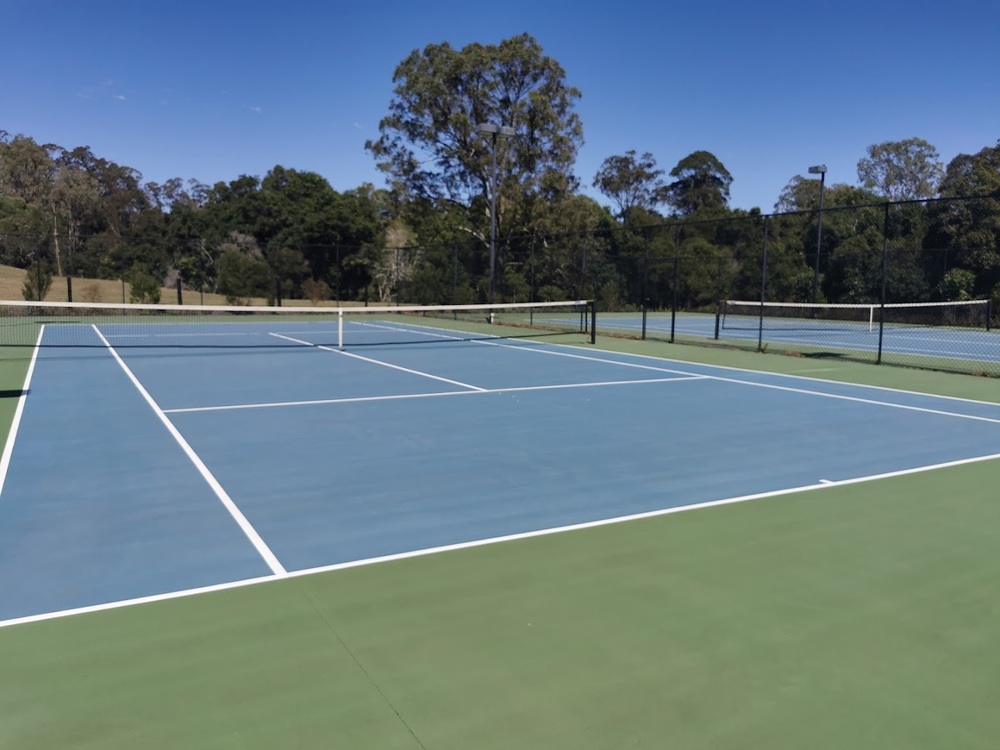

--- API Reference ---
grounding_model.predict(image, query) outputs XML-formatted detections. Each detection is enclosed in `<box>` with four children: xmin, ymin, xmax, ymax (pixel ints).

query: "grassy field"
<box><xmin>0</xmin><ymin>264</ymin><xmax>365</xmax><ymax>307</ymax></box>
<box><xmin>0</xmin><ymin>325</ymin><xmax>997</xmax><ymax>748</ymax></box>
<box><xmin>0</xmin><ymin>264</ymin><xmax>227</xmax><ymax>305</ymax></box>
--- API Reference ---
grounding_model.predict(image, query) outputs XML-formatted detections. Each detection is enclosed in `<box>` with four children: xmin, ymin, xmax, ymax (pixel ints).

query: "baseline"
<box><xmin>4</xmin><ymin>448</ymin><xmax>998</xmax><ymax>631</ymax></box>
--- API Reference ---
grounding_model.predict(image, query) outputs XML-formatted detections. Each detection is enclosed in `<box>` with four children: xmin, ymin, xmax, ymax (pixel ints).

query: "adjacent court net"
<box><xmin>0</xmin><ymin>299</ymin><xmax>594</xmax><ymax>349</ymax></box>
<box><xmin>721</xmin><ymin>299</ymin><xmax>992</xmax><ymax>334</ymax></box>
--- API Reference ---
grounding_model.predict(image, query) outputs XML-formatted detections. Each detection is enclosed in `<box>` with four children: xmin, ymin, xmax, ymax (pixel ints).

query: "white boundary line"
<box><xmin>355</xmin><ymin>320</ymin><xmax>701</xmax><ymax>375</ymax></box>
<box><xmin>703</xmin><ymin>374</ymin><xmax>1000</xmax><ymax>425</ymax></box>
<box><xmin>381</xmin><ymin>317</ymin><xmax>1000</xmax><ymax>410</ymax></box>
<box><xmin>3</xmin><ymin>448</ymin><xmax>998</xmax><ymax>630</ymax></box>
<box><xmin>269</xmin><ymin>332</ymin><xmax>486</xmax><ymax>391</ymax></box>
<box><xmin>0</xmin><ymin>326</ymin><xmax>44</xmax><ymax>498</ymax></box>
<box><xmin>163</xmin><ymin>376</ymin><xmax>707</xmax><ymax>414</ymax></box>
<box><xmin>588</xmin><ymin>335</ymin><xmax>1000</xmax><ymax>408</ymax></box>
<box><xmin>90</xmin><ymin>325</ymin><xmax>286</xmax><ymax>576</ymax></box>
<box><xmin>375</xmin><ymin>320</ymin><xmax>1000</xmax><ymax>424</ymax></box>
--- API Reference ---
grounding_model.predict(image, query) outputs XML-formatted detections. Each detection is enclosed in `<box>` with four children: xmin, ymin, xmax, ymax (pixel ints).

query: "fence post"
<box><xmin>758</xmin><ymin>215</ymin><xmax>770</xmax><ymax>352</ymax></box>
<box><xmin>336</xmin><ymin>246</ymin><xmax>342</xmax><ymax>303</ymax></box>
<box><xmin>66</xmin><ymin>241</ymin><xmax>74</xmax><ymax>302</ymax></box>
<box><xmin>876</xmin><ymin>202</ymin><xmax>890</xmax><ymax>364</ymax></box>
<box><xmin>176</xmin><ymin>276</ymin><xmax>183</xmax><ymax>305</ymax></box>
<box><xmin>670</xmin><ymin>227</ymin><xmax>679</xmax><ymax>343</ymax></box>
<box><xmin>641</xmin><ymin>231</ymin><xmax>649</xmax><ymax>340</ymax></box>
<box><xmin>590</xmin><ymin>295</ymin><xmax>597</xmax><ymax>345</ymax></box>
<box><xmin>529</xmin><ymin>234</ymin><xmax>536</xmax><ymax>304</ymax></box>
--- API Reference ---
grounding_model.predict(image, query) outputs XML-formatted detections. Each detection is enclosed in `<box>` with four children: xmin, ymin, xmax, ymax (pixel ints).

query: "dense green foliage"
<box><xmin>0</xmin><ymin>34</ymin><xmax>998</xmax><ymax>310</ymax></box>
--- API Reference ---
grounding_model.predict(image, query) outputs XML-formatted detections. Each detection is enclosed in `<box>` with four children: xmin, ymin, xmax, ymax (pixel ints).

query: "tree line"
<box><xmin>1</xmin><ymin>33</ymin><xmax>998</xmax><ymax>311</ymax></box>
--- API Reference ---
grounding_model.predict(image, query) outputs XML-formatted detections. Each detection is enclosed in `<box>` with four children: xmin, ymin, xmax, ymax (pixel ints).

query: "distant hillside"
<box><xmin>0</xmin><ymin>265</ymin><xmax>231</xmax><ymax>305</ymax></box>
<box><xmin>0</xmin><ymin>265</ymin><xmax>361</xmax><ymax>307</ymax></box>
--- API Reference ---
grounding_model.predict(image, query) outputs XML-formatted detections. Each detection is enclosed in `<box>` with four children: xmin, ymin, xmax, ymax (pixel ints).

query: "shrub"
<box><xmin>937</xmin><ymin>268</ymin><xmax>976</xmax><ymax>302</ymax></box>
<box><xmin>217</xmin><ymin>249</ymin><xmax>271</xmax><ymax>305</ymax></box>
<box><xmin>129</xmin><ymin>270</ymin><xmax>162</xmax><ymax>304</ymax></box>
<box><xmin>301</xmin><ymin>278</ymin><xmax>330</xmax><ymax>304</ymax></box>
<box><xmin>81</xmin><ymin>283</ymin><xmax>102</xmax><ymax>303</ymax></box>
<box><xmin>21</xmin><ymin>263</ymin><xmax>52</xmax><ymax>301</ymax></box>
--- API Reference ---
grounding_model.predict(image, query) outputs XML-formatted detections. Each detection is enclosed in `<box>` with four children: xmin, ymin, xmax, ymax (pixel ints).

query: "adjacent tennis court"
<box><xmin>599</xmin><ymin>302</ymin><xmax>998</xmax><ymax>365</ymax></box>
<box><xmin>1</xmin><ymin>303</ymin><xmax>999</xmax><ymax>748</ymax></box>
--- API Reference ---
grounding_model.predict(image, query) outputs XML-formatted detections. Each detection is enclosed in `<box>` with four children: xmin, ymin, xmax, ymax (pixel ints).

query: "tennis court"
<box><xmin>1</xmin><ymin>303</ymin><xmax>999</xmax><ymax>748</ymax></box>
<box><xmin>598</xmin><ymin>307</ymin><xmax>999</xmax><ymax>364</ymax></box>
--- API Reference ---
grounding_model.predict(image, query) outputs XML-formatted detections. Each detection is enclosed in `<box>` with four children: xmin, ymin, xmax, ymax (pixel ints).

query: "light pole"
<box><xmin>808</xmin><ymin>164</ymin><xmax>827</xmax><ymax>304</ymax></box>
<box><xmin>476</xmin><ymin>122</ymin><xmax>515</xmax><ymax>308</ymax></box>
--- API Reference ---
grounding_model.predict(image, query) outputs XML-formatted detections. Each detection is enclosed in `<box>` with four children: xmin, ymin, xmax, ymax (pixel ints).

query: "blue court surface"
<box><xmin>598</xmin><ymin>312</ymin><xmax>1000</xmax><ymax>363</ymax></box>
<box><xmin>2</xmin><ymin>316</ymin><xmax>1000</xmax><ymax>624</ymax></box>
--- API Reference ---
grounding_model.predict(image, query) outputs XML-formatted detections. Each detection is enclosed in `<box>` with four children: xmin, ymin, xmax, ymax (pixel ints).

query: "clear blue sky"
<box><xmin>3</xmin><ymin>0</ymin><xmax>998</xmax><ymax>212</ymax></box>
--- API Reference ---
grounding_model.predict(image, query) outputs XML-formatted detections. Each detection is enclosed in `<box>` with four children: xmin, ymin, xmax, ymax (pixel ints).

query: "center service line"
<box><xmin>91</xmin><ymin>325</ymin><xmax>287</xmax><ymax>576</ymax></box>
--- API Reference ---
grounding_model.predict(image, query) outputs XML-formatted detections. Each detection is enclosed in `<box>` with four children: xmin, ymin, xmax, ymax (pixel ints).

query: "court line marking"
<box><xmin>3</xmin><ymin>448</ymin><xmax>998</xmax><ymax>631</ymax></box>
<box><xmin>353</xmin><ymin>321</ymin><xmax>702</xmax><ymax>376</ymax></box>
<box><xmin>703</xmin><ymin>375</ymin><xmax>1000</xmax><ymax>425</ymax></box>
<box><xmin>361</xmin><ymin>321</ymin><xmax>1000</xmax><ymax>424</ymax></box>
<box><xmin>90</xmin><ymin>325</ymin><xmax>287</xmax><ymax>576</ymax></box>
<box><xmin>0</xmin><ymin>326</ymin><xmax>44</xmax><ymax>498</ymax></box>
<box><xmin>592</xmin><ymin>343</ymin><xmax>1000</xmax><ymax>407</ymax></box>
<box><xmin>163</xmin><ymin>376</ymin><xmax>707</xmax><ymax>414</ymax></box>
<box><xmin>269</xmin><ymin>332</ymin><xmax>486</xmax><ymax>391</ymax></box>
<box><xmin>375</xmin><ymin>318</ymin><xmax>1000</xmax><ymax>410</ymax></box>
<box><xmin>597</xmin><ymin>321</ymin><xmax>997</xmax><ymax>362</ymax></box>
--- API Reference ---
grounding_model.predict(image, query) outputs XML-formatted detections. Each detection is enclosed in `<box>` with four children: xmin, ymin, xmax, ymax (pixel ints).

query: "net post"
<box><xmin>986</xmin><ymin>299</ymin><xmax>992</xmax><ymax>332</ymax></box>
<box><xmin>714</xmin><ymin>300</ymin><xmax>721</xmax><ymax>340</ymax></box>
<box><xmin>338</xmin><ymin>309</ymin><xmax>344</xmax><ymax>349</ymax></box>
<box><xmin>590</xmin><ymin>300</ymin><xmax>596</xmax><ymax>344</ymax></box>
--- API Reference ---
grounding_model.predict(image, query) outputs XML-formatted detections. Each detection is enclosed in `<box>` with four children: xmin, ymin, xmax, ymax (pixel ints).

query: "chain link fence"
<box><xmin>1</xmin><ymin>196</ymin><xmax>997</xmax><ymax>375</ymax></box>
